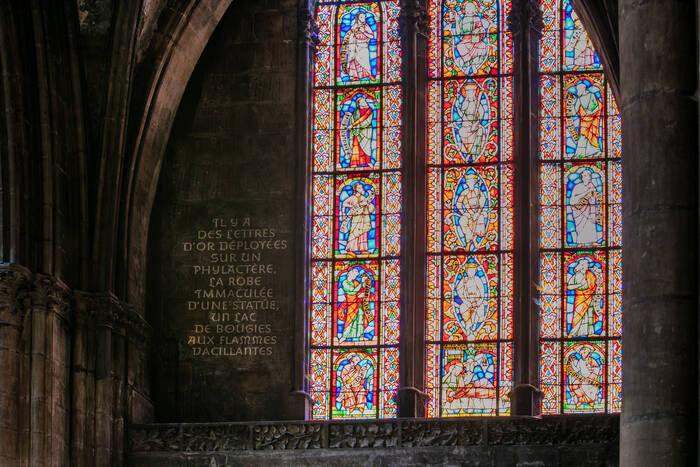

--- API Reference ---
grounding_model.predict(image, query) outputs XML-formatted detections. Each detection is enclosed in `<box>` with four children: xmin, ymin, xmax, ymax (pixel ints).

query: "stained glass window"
<box><xmin>309</xmin><ymin>0</ymin><xmax>620</xmax><ymax>421</ymax></box>
<box><xmin>538</xmin><ymin>0</ymin><xmax>622</xmax><ymax>414</ymax></box>
<box><xmin>425</xmin><ymin>0</ymin><xmax>514</xmax><ymax>417</ymax></box>
<box><xmin>310</xmin><ymin>0</ymin><xmax>402</xmax><ymax>420</ymax></box>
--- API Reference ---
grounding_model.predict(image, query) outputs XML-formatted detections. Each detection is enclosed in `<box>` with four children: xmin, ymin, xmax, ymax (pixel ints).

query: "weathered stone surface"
<box><xmin>619</xmin><ymin>0</ymin><xmax>698</xmax><ymax>465</ymax></box>
<box><xmin>328</xmin><ymin>422</ymin><xmax>400</xmax><ymax>448</ymax></box>
<box><xmin>401</xmin><ymin>420</ymin><xmax>483</xmax><ymax>446</ymax></box>
<box><xmin>254</xmin><ymin>423</ymin><xmax>324</xmax><ymax>450</ymax></box>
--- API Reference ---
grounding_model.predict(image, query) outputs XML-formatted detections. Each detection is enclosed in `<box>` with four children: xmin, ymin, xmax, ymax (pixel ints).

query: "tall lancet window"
<box><xmin>538</xmin><ymin>0</ymin><xmax>622</xmax><ymax>414</ymax></box>
<box><xmin>309</xmin><ymin>0</ymin><xmax>402</xmax><ymax>420</ymax></box>
<box><xmin>424</xmin><ymin>0</ymin><xmax>515</xmax><ymax>417</ymax></box>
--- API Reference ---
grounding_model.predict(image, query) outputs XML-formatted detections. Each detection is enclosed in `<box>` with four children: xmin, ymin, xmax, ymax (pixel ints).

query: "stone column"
<box><xmin>619</xmin><ymin>0</ymin><xmax>698</xmax><ymax>465</ymax></box>
<box><xmin>0</xmin><ymin>267</ymin><xmax>30</xmax><ymax>467</ymax></box>
<box><xmin>291</xmin><ymin>0</ymin><xmax>318</xmax><ymax>419</ymax></box>
<box><xmin>508</xmin><ymin>0</ymin><xmax>543</xmax><ymax>417</ymax></box>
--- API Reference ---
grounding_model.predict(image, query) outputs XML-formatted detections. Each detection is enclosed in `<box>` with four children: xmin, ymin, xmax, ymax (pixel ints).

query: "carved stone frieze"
<box><xmin>128</xmin><ymin>415</ymin><xmax>619</xmax><ymax>452</ymax></box>
<box><xmin>183</xmin><ymin>424</ymin><xmax>250</xmax><ymax>452</ymax></box>
<box><xmin>254</xmin><ymin>423</ymin><xmax>323</xmax><ymax>450</ymax></box>
<box><xmin>402</xmin><ymin>420</ymin><xmax>483</xmax><ymax>447</ymax></box>
<box><xmin>487</xmin><ymin>415</ymin><xmax>619</xmax><ymax>445</ymax></box>
<box><xmin>129</xmin><ymin>425</ymin><xmax>182</xmax><ymax>452</ymax></box>
<box><xmin>328</xmin><ymin>421</ymin><xmax>399</xmax><ymax>448</ymax></box>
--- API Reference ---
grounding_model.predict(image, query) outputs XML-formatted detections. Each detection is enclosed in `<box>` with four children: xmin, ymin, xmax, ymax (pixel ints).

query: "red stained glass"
<box><xmin>426</xmin><ymin>0</ymin><xmax>513</xmax><ymax>418</ymax></box>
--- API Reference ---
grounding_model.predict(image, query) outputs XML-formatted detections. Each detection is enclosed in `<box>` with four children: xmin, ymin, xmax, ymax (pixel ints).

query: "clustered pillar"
<box><xmin>620</xmin><ymin>0</ymin><xmax>699</xmax><ymax>465</ymax></box>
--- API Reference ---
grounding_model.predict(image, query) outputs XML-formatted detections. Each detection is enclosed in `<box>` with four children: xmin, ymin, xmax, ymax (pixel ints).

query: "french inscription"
<box><xmin>181</xmin><ymin>216</ymin><xmax>288</xmax><ymax>358</ymax></box>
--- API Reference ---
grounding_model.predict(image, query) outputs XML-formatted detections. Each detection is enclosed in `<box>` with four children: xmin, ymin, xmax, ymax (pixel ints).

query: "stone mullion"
<box><xmin>397</xmin><ymin>0</ymin><xmax>429</xmax><ymax>418</ymax></box>
<box><xmin>508</xmin><ymin>0</ymin><xmax>543</xmax><ymax>417</ymax></box>
<box><xmin>294</xmin><ymin>0</ymin><xmax>319</xmax><ymax>420</ymax></box>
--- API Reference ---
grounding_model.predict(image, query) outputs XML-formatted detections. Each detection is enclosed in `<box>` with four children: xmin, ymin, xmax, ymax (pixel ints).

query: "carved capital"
<box><xmin>0</xmin><ymin>264</ymin><xmax>31</xmax><ymax>328</ymax></box>
<box><xmin>507</xmin><ymin>0</ymin><xmax>544</xmax><ymax>37</ymax></box>
<box><xmin>30</xmin><ymin>274</ymin><xmax>72</xmax><ymax>323</ymax></box>
<box><xmin>299</xmin><ymin>6</ymin><xmax>320</xmax><ymax>49</ymax></box>
<box><xmin>399</xmin><ymin>1</ymin><xmax>429</xmax><ymax>38</ymax></box>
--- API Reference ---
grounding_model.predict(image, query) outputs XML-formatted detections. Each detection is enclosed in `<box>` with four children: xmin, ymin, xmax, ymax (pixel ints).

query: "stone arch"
<box><xmin>123</xmin><ymin>0</ymin><xmax>234</xmax><ymax>312</ymax></box>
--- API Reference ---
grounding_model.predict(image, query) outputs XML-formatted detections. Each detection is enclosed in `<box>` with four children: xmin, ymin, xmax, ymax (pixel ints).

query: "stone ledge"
<box><xmin>129</xmin><ymin>414</ymin><xmax>619</xmax><ymax>452</ymax></box>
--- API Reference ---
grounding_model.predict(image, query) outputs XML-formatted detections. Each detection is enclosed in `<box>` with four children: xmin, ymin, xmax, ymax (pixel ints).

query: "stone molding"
<box><xmin>0</xmin><ymin>265</ymin><xmax>72</xmax><ymax>327</ymax></box>
<box><xmin>129</xmin><ymin>415</ymin><xmax>619</xmax><ymax>453</ymax></box>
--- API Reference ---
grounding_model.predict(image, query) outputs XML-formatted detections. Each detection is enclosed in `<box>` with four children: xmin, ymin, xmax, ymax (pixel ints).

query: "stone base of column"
<box><xmin>510</xmin><ymin>383</ymin><xmax>543</xmax><ymax>417</ymax></box>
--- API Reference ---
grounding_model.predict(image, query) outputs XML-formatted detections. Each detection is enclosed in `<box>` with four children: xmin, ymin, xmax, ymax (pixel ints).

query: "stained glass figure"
<box><xmin>332</xmin><ymin>349</ymin><xmax>377</xmax><ymax>417</ymax></box>
<box><xmin>565</xmin><ymin>252</ymin><xmax>604</xmax><ymax>337</ymax></box>
<box><xmin>563</xmin><ymin>342</ymin><xmax>605</xmax><ymax>412</ymax></box>
<box><xmin>338</xmin><ymin>5</ymin><xmax>380</xmax><ymax>84</ymax></box>
<box><xmin>442</xmin><ymin>344</ymin><xmax>498</xmax><ymax>416</ymax></box>
<box><xmin>311</xmin><ymin>0</ymin><xmax>402</xmax><ymax>420</ymax></box>
<box><xmin>565</xmin><ymin>163</ymin><xmax>605</xmax><ymax>247</ymax></box>
<box><xmin>538</xmin><ymin>0</ymin><xmax>621</xmax><ymax>415</ymax></box>
<box><xmin>335</xmin><ymin>262</ymin><xmax>378</xmax><ymax>345</ymax></box>
<box><xmin>337</xmin><ymin>90</ymin><xmax>379</xmax><ymax>169</ymax></box>
<box><xmin>426</xmin><ymin>0</ymin><xmax>513</xmax><ymax>418</ymax></box>
<box><xmin>565</xmin><ymin>75</ymin><xmax>604</xmax><ymax>158</ymax></box>
<box><xmin>336</xmin><ymin>176</ymin><xmax>378</xmax><ymax>257</ymax></box>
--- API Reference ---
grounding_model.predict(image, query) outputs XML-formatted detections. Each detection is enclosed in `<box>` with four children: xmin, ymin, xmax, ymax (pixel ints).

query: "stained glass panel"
<box><xmin>539</xmin><ymin>0</ymin><xmax>621</xmax><ymax>415</ymax></box>
<box><xmin>426</xmin><ymin>0</ymin><xmax>513</xmax><ymax>417</ymax></box>
<box><xmin>311</xmin><ymin>0</ymin><xmax>402</xmax><ymax>420</ymax></box>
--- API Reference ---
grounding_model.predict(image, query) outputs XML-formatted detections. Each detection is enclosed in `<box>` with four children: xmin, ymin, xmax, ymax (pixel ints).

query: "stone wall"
<box><xmin>147</xmin><ymin>0</ymin><xmax>303</xmax><ymax>422</ymax></box>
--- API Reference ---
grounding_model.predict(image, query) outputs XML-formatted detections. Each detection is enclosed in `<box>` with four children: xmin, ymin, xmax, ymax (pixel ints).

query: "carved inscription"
<box><xmin>182</xmin><ymin>217</ymin><xmax>288</xmax><ymax>358</ymax></box>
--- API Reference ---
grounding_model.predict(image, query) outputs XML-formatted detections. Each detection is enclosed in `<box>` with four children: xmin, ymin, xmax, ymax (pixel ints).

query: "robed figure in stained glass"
<box><xmin>337</xmin><ymin>267</ymin><xmax>375</xmax><ymax>342</ymax></box>
<box><xmin>453</xmin><ymin>81</ymin><xmax>489</xmax><ymax>161</ymax></box>
<box><xmin>452</xmin><ymin>171</ymin><xmax>489</xmax><ymax>249</ymax></box>
<box><xmin>563</xmin><ymin>4</ymin><xmax>599</xmax><ymax>69</ymax></box>
<box><xmin>565</xmin><ymin>344</ymin><xmax>604</xmax><ymax>410</ymax></box>
<box><xmin>339</xmin><ymin>182</ymin><xmax>376</xmax><ymax>254</ymax></box>
<box><xmin>340</xmin><ymin>96</ymin><xmax>376</xmax><ymax>168</ymax></box>
<box><xmin>567</xmin><ymin>81</ymin><xmax>603</xmax><ymax>157</ymax></box>
<box><xmin>445</xmin><ymin>2</ymin><xmax>492</xmax><ymax>74</ymax></box>
<box><xmin>567</xmin><ymin>168</ymin><xmax>603</xmax><ymax>245</ymax></box>
<box><xmin>340</xmin><ymin>11</ymin><xmax>376</xmax><ymax>81</ymax></box>
<box><xmin>453</xmin><ymin>261</ymin><xmax>489</xmax><ymax>339</ymax></box>
<box><xmin>442</xmin><ymin>350</ymin><xmax>496</xmax><ymax>413</ymax></box>
<box><xmin>336</xmin><ymin>354</ymin><xmax>374</xmax><ymax>414</ymax></box>
<box><xmin>566</xmin><ymin>257</ymin><xmax>600</xmax><ymax>336</ymax></box>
